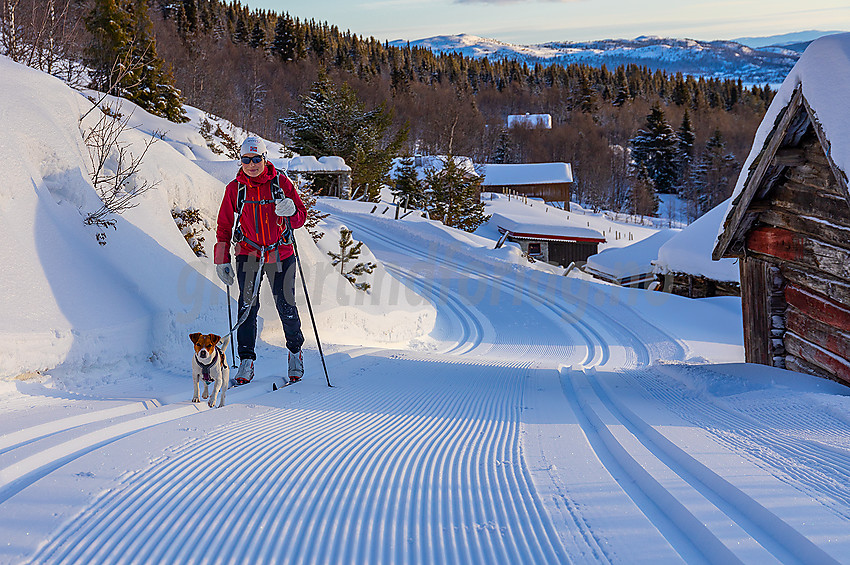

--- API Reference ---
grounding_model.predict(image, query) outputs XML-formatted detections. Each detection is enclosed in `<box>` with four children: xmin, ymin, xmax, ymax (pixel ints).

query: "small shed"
<box><xmin>507</xmin><ymin>113</ymin><xmax>552</xmax><ymax>129</ymax></box>
<box><xmin>492</xmin><ymin>212</ymin><xmax>605</xmax><ymax>267</ymax></box>
<box><xmin>713</xmin><ymin>34</ymin><xmax>850</xmax><ymax>385</ymax></box>
<box><xmin>482</xmin><ymin>163</ymin><xmax>573</xmax><ymax>205</ymax></box>
<box><xmin>283</xmin><ymin>156</ymin><xmax>352</xmax><ymax>198</ymax></box>
<box><xmin>655</xmin><ymin>202</ymin><xmax>740</xmax><ymax>298</ymax></box>
<box><xmin>585</xmin><ymin>229</ymin><xmax>678</xmax><ymax>289</ymax></box>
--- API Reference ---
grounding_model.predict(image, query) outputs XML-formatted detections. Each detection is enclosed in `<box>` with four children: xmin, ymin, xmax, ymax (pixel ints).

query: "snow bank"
<box><xmin>0</xmin><ymin>55</ymin><xmax>433</xmax><ymax>379</ymax></box>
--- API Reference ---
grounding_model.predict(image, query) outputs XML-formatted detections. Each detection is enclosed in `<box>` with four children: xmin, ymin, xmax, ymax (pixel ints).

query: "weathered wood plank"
<box><xmin>786</xmin><ymin>354</ymin><xmax>842</xmax><ymax>383</ymax></box>
<box><xmin>786</xmin><ymin>304</ymin><xmax>850</xmax><ymax>360</ymax></box>
<box><xmin>773</xmin><ymin>148</ymin><xmax>806</xmax><ymax>167</ymax></box>
<box><xmin>783</xmin><ymin>265</ymin><xmax>850</xmax><ymax>306</ymax></box>
<box><xmin>714</xmin><ymin>87</ymin><xmax>805</xmax><ymax>260</ymax></box>
<box><xmin>785</xmin><ymin>332</ymin><xmax>850</xmax><ymax>384</ymax></box>
<box><xmin>782</xmin><ymin>168</ymin><xmax>843</xmax><ymax>195</ymax></box>
<box><xmin>766</xmin><ymin>182</ymin><xmax>850</xmax><ymax>230</ymax></box>
<box><xmin>740</xmin><ymin>256</ymin><xmax>771</xmax><ymax>365</ymax></box>
<box><xmin>746</xmin><ymin>226</ymin><xmax>850</xmax><ymax>280</ymax></box>
<box><xmin>785</xmin><ymin>283</ymin><xmax>850</xmax><ymax>333</ymax></box>
<box><xmin>758</xmin><ymin>209</ymin><xmax>850</xmax><ymax>252</ymax></box>
<box><xmin>801</xmin><ymin>95</ymin><xmax>850</xmax><ymax>205</ymax></box>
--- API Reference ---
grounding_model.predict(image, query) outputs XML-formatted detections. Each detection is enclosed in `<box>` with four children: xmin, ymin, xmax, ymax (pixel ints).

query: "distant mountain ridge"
<box><xmin>731</xmin><ymin>30</ymin><xmax>845</xmax><ymax>48</ymax></box>
<box><xmin>391</xmin><ymin>34</ymin><xmax>801</xmax><ymax>84</ymax></box>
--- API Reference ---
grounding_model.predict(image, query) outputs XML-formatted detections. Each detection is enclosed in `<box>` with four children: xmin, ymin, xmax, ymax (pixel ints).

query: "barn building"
<box><xmin>491</xmin><ymin>212</ymin><xmax>605</xmax><ymax>267</ymax></box>
<box><xmin>713</xmin><ymin>34</ymin><xmax>850</xmax><ymax>385</ymax></box>
<box><xmin>482</xmin><ymin>163</ymin><xmax>573</xmax><ymax>205</ymax></box>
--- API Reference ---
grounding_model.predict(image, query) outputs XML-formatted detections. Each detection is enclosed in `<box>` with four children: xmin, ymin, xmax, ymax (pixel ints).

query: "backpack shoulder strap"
<box><xmin>271</xmin><ymin>173</ymin><xmax>285</xmax><ymax>201</ymax></box>
<box><xmin>232</xmin><ymin>182</ymin><xmax>247</xmax><ymax>244</ymax></box>
<box><xmin>236</xmin><ymin>182</ymin><xmax>246</xmax><ymax>215</ymax></box>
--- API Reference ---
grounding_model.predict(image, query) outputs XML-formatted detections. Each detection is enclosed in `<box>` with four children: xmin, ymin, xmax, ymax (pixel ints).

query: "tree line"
<box><xmin>2</xmin><ymin>0</ymin><xmax>774</xmax><ymax>223</ymax></box>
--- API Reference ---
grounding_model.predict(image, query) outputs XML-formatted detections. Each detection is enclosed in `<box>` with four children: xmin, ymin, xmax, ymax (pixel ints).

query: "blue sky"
<box><xmin>248</xmin><ymin>0</ymin><xmax>850</xmax><ymax>44</ymax></box>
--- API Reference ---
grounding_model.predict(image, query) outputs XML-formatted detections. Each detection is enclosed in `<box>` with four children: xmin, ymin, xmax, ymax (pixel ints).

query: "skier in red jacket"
<box><xmin>215</xmin><ymin>136</ymin><xmax>308</xmax><ymax>384</ymax></box>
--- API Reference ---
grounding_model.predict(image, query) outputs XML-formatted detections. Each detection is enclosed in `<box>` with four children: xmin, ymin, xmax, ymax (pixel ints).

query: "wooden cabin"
<box><xmin>493</xmin><ymin>212</ymin><xmax>605</xmax><ymax>267</ymax></box>
<box><xmin>713</xmin><ymin>84</ymin><xmax>850</xmax><ymax>385</ymax></box>
<box><xmin>482</xmin><ymin>163</ymin><xmax>573</xmax><ymax>205</ymax></box>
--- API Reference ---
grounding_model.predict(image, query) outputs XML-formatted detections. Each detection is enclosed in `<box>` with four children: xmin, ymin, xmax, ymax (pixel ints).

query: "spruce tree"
<box><xmin>249</xmin><ymin>21</ymin><xmax>266</xmax><ymax>49</ymax></box>
<box><xmin>426</xmin><ymin>156</ymin><xmax>489</xmax><ymax>232</ymax></box>
<box><xmin>85</xmin><ymin>0</ymin><xmax>187</xmax><ymax>123</ymax></box>
<box><xmin>282</xmin><ymin>72</ymin><xmax>407</xmax><ymax>201</ymax></box>
<box><xmin>493</xmin><ymin>129</ymin><xmax>512</xmax><ymax>164</ymax></box>
<box><xmin>687</xmin><ymin>130</ymin><xmax>739</xmax><ymax>219</ymax></box>
<box><xmin>675</xmin><ymin>109</ymin><xmax>696</xmax><ymax>190</ymax></box>
<box><xmin>392</xmin><ymin>156</ymin><xmax>427</xmax><ymax>210</ymax></box>
<box><xmin>327</xmin><ymin>228</ymin><xmax>376</xmax><ymax>292</ymax></box>
<box><xmin>84</xmin><ymin>0</ymin><xmax>131</xmax><ymax>93</ymax></box>
<box><xmin>232</xmin><ymin>17</ymin><xmax>248</xmax><ymax>43</ymax></box>
<box><xmin>124</xmin><ymin>0</ymin><xmax>188</xmax><ymax>122</ymax></box>
<box><xmin>271</xmin><ymin>15</ymin><xmax>296</xmax><ymax>61</ymax></box>
<box><xmin>630</xmin><ymin>105</ymin><xmax>679</xmax><ymax>194</ymax></box>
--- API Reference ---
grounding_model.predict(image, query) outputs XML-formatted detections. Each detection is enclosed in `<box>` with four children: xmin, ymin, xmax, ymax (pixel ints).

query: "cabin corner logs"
<box><xmin>716</xmin><ymin>86</ymin><xmax>850</xmax><ymax>386</ymax></box>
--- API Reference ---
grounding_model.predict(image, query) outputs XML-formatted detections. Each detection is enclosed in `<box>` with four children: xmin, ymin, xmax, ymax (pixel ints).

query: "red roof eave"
<box><xmin>498</xmin><ymin>227</ymin><xmax>606</xmax><ymax>244</ymax></box>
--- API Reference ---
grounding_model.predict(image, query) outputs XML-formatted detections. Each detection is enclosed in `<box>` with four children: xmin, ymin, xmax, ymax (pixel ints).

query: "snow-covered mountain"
<box><xmin>392</xmin><ymin>34</ymin><xmax>799</xmax><ymax>84</ymax></box>
<box><xmin>732</xmin><ymin>30</ymin><xmax>846</xmax><ymax>49</ymax></box>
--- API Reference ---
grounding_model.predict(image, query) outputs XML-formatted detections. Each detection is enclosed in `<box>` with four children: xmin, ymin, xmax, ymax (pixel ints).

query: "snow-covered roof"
<box><xmin>390</xmin><ymin>155</ymin><xmax>478</xmax><ymax>181</ymax></box>
<box><xmin>586</xmin><ymin>229</ymin><xmax>678</xmax><ymax>281</ymax></box>
<box><xmin>507</xmin><ymin>113</ymin><xmax>552</xmax><ymax>129</ymax></box>
<box><xmin>283</xmin><ymin>155</ymin><xmax>351</xmax><ymax>173</ymax></box>
<box><xmin>481</xmin><ymin>163</ymin><xmax>573</xmax><ymax>186</ymax></box>
<box><xmin>491</xmin><ymin>211</ymin><xmax>604</xmax><ymax>242</ymax></box>
<box><xmin>715</xmin><ymin>32</ymin><xmax>850</xmax><ymax>255</ymax></box>
<box><xmin>662</xmin><ymin>200</ymin><xmax>740</xmax><ymax>282</ymax></box>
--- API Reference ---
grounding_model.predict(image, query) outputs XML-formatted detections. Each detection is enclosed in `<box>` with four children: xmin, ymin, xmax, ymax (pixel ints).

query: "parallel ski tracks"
<box><xmin>336</xmin><ymin>214</ymin><xmax>668</xmax><ymax>369</ymax></box>
<box><xmin>0</xmin><ymin>358</ymin><xmax>363</xmax><ymax>511</ymax></box>
<box><xmin>34</xmin><ymin>356</ymin><xmax>569</xmax><ymax>564</ymax></box>
<box><xmin>564</xmin><ymin>365</ymin><xmax>842</xmax><ymax>564</ymax></box>
<box><xmin>627</xmin><ymin>365</ymin><xmax>850</xmax><ymax>519</ymax></box>
<box><xmin>18</xmin><ymin>209</ymin><xmax>843</xmax><ymax>564</ymax></box>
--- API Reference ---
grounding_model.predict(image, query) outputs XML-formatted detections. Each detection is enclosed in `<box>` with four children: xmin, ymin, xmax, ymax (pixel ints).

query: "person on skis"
<box><xmin>214</xmin><ymin>136</ymin><xmax>308</xmax><ymax>385</ymax></box>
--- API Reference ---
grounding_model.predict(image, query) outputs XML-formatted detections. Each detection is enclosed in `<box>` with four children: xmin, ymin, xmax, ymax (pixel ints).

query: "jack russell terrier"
<box><xmin>189</xmin><ymin>333</ymin><xmax>231</xmax><ymax>408</ymax></box>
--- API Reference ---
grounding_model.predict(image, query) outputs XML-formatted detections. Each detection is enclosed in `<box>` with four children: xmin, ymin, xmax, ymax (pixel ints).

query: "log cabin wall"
<box><xmin>492</xmin><ymin>183</ymin><xmax>571</xmax><ymax>204</ymax></box>
<box><xmin>743</xmin><ymin>127</ymin><xmax>850</xmax><ymax>385</ymax></box>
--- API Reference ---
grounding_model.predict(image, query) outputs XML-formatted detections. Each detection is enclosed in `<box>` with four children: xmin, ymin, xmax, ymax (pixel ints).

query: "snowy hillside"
<box><xmin>0</xmin><ymin>54</ymin><xmax>435</xmax><ymax>380</ymax></box>
<box><xmin>392</xmin><ymin>34</ymin><xmax>798</xmax><ymax>84</ymax></box>
<box><xmin>4</xmin><ymin>52</ymin><xmax>850</xmax><ymax>565</ymax></box>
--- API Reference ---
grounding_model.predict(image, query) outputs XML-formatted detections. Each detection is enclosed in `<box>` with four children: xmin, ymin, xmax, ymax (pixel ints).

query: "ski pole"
<box><xmin>286</xmin><ymin>217</ymin><xmax>332</xmax><ymax>387</ymax></box>
<box><xmin>226</xmin><ymin>282</ymin><xmax>237</xmax><ymax>368</ymax></box>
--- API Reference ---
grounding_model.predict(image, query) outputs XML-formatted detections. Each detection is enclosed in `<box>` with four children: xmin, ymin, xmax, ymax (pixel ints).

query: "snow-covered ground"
<box><xmin>3</xmin><ymin>53</ymin><xmax>850</xmax><ymax>564</ymax></box>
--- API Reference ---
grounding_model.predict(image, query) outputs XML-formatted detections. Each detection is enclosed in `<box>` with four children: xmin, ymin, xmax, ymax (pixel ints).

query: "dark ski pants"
<box><xmin>235</xmin><ymin>254</ymin><xmax>304</xmax><ymax>360</ymax></box>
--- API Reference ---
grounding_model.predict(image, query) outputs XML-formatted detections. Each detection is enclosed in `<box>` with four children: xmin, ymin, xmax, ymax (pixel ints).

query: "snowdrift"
<box><xmin>0</xmin><ymin>55</ymin><xmax>434</xmax><ymax>379</ymax></box>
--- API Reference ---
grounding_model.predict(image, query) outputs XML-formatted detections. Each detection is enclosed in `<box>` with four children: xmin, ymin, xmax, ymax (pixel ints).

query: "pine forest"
<box><xmin>1</xmin><ymin>0</ymin><xmax>776</xmax><ymax>220</ymax></box>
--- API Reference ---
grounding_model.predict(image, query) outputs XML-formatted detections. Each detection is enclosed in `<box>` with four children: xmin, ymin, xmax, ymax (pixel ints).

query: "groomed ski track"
<box><xmin>4</xmin><ymin>207</ymin><xmax>850</xmax><ymax>564</ymax></box>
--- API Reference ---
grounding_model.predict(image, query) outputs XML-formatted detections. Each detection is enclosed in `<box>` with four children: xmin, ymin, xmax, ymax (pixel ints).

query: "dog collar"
<box><xmin>197</xmin><ymin>349</ymin><xmax>219</xmax><ymax>383</ymax></box>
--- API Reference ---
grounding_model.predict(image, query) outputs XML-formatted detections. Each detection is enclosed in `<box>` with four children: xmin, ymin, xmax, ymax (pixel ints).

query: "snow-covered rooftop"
<box><xmin>390</xmin><ymin>155</ymin><xmax>478</xmax><ymax>181</ymax></box>
<box><xmin>586</xmin><ymin>229</ymin><xmax>678</xmax><ymax>281</ymax></box>
<box><xmin>663</xmin><ymin>200</ymin><xmax>740</xmax><ymax>282</ymax></box>
<box><xmin>507</xmin><ymin>113</ymin><xmax>552</xmax><ymax>129</ymax></box>
<box><xmin>483</xmin><ymin>194</ymin><xmax>605</xmax><ymax>241</ymax></box>
<box><xmin>717</xmin><ymin>32</ymin><xmax>850</xmax><ymax>247</ymax></box>
<box><xmin>284</xmin><ymin>155</ymin><xmax>351</xmax><ymax>173</ymax></box>
<box><xmin>481</xmin><ymin>163</ymin><xmax>573</xmax><ymax>186</ymax></box>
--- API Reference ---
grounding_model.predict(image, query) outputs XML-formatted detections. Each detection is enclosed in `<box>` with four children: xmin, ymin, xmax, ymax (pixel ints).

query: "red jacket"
<box><xmin>215</xmin><ymin>162</ymin><xmax>307</xmax><ymax>264</ymax></box>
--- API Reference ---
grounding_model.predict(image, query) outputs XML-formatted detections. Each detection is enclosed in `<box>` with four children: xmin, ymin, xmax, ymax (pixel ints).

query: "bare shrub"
<box><xmin>81</xmin><ymin>101</ymin><xmax>159</xmax><ymax>242</ymax></box>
